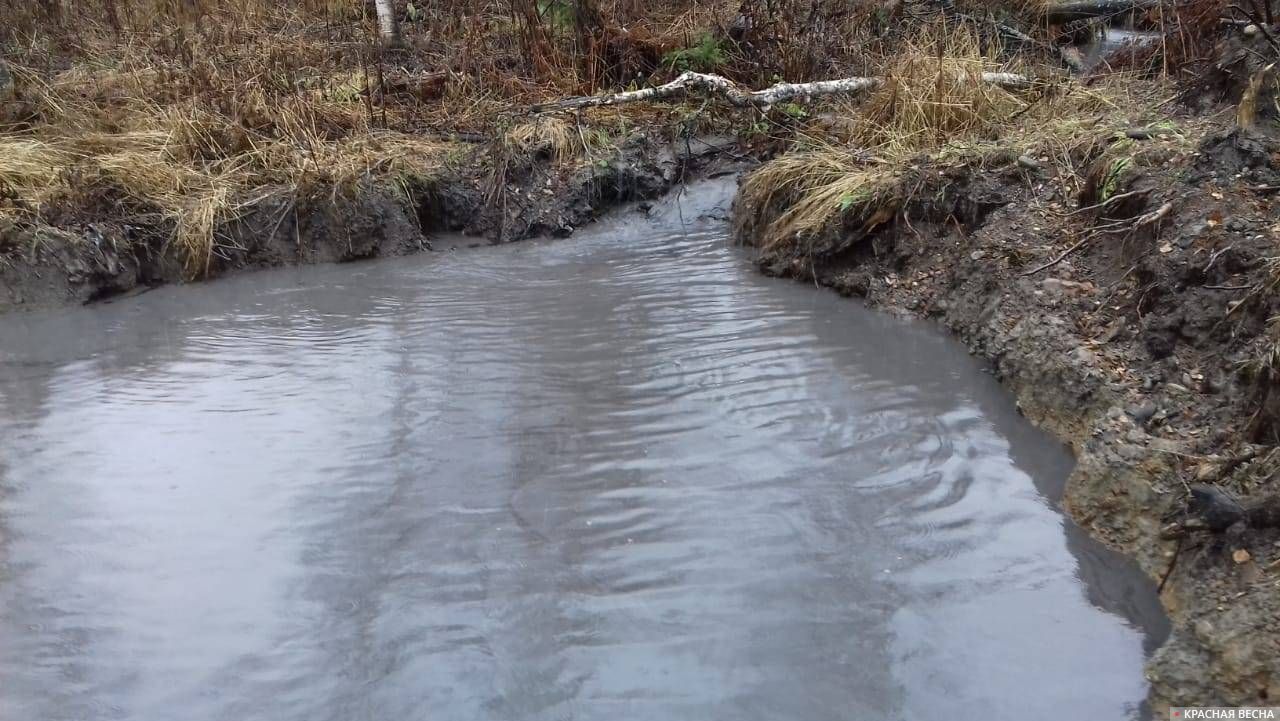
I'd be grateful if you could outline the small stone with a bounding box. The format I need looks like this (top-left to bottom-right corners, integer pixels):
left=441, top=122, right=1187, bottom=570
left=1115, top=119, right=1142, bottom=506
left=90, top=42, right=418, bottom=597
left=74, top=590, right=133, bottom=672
left=1017, top=155, right=1041, bottom=170
left=1127, top=402, right=1158, bottom=423
left=1167, top=382, right=1191, bottom=394
left=1073, top=347, right=1097, bottom=365
left=1245, top=23, right=1260, bottom=36
left=1195, top=619, right=1215, bottom=638
left=970, top=249, right=985, bottom=260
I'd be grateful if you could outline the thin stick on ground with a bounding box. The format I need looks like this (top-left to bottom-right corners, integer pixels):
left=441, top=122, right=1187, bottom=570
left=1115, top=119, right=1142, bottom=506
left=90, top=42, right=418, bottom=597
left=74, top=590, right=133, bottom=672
left=1022, top=235, right=1093, bottom=276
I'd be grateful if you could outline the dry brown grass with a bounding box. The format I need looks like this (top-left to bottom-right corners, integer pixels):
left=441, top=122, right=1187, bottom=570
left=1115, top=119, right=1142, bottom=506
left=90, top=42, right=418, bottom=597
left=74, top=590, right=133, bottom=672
left=735, top=144, right=908, bottom=252
left=0, top=0, right=478, bottom=277
left=849, top=25, right=1025, bottom=148
left=736, top=24, right=1021, bottom=252
left=735, top=22, right=1187, bottom=255
left=0, top=79, right=455, bottom=277
left=503, top=117, right=580, bottom=163
left=0, top=0, right=1215, bottom=276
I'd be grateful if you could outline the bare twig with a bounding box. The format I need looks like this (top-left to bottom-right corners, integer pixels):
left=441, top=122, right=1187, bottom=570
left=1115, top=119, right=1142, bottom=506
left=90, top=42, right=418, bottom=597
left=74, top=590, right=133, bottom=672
left=1023, top=202, right=1172, bottom=276
left=1022, top=235, right=1092, bottom=275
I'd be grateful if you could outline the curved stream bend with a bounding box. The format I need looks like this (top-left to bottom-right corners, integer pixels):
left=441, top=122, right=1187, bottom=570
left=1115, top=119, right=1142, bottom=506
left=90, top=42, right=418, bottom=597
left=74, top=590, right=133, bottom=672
left=0, top=180, right=1167, bottom=720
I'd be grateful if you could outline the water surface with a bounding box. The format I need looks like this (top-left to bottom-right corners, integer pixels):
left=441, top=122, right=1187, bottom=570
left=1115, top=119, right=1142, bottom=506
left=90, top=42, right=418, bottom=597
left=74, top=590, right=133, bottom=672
left=0, top=182, right=1166, bottom=720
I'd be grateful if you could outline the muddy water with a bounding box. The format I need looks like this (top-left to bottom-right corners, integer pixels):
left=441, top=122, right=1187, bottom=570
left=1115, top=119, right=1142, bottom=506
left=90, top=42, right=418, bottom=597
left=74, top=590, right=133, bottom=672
left=0, top=182, right=1166, bottom=721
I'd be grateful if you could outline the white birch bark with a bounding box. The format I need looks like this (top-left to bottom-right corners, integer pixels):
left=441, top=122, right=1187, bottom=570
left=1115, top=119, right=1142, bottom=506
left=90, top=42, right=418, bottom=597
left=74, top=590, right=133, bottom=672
left=531, top=71, right=1032, bottom=112
left=375, top=0, right=402, bottom=46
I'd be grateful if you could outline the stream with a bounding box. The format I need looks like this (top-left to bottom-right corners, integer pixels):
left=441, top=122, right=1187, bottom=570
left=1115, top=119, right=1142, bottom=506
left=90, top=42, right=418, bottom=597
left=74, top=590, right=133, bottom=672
left=0, top=181, right=1168, bottom=720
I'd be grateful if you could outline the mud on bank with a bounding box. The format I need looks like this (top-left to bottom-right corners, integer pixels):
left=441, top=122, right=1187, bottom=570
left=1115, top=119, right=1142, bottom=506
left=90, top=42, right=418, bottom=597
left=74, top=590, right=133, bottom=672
left=742, top=120, right=1280, bottom=708
left=0, top=133, right=739, bottom=312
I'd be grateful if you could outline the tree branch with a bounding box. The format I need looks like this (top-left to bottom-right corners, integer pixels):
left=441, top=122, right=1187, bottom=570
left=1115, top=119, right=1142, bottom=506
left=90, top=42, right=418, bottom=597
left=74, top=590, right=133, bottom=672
left=529, top=70, right=1033, bottom=113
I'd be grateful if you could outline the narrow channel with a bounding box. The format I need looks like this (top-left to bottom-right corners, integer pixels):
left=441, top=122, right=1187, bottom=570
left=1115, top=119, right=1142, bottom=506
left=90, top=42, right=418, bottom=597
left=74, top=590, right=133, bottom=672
left=0, top=181, right=1168, bottom=720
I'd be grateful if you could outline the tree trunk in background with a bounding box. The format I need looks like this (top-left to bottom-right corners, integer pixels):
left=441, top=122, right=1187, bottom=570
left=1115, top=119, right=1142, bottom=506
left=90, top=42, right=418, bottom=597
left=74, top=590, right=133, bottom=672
left=375, top=0, right=402, bottom=46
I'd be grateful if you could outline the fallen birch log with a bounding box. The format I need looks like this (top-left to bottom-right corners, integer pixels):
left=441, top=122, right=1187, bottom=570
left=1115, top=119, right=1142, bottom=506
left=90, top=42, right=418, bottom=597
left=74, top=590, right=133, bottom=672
left=530, top=70, right=1032, bottom=113
left=1044, top=0, right=1158, bottom=24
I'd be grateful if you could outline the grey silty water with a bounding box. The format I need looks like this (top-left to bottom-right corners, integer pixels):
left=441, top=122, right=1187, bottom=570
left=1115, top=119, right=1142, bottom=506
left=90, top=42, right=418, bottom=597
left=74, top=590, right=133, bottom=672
left=0, top=181, right=1167, bottom=720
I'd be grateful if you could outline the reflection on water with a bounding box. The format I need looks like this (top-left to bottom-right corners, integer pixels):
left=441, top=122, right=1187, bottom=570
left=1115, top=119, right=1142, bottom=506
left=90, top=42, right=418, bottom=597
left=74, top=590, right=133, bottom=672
left=0, top=181, right=1166, bottom=721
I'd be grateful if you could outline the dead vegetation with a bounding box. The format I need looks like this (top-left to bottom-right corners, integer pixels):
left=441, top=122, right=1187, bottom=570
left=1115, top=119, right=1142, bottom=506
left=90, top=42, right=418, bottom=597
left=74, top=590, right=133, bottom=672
left=0, top=0, right=1272, bottom=277
left=733, top=22, right=1191, bottom=256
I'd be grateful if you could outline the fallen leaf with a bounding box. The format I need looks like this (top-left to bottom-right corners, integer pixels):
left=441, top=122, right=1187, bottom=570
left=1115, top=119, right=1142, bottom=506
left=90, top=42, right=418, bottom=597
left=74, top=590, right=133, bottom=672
left=1233, top=548, right=1252, bottom=564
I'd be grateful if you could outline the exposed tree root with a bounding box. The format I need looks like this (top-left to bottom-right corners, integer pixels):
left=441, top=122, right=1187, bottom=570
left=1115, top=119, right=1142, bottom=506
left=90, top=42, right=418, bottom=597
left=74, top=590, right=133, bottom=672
left=1186, top=484, right=1280, bottom=531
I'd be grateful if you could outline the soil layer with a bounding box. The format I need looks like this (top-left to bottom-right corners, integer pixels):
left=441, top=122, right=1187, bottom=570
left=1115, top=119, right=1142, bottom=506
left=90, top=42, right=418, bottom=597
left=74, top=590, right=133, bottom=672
left=0, top=134, right=740, bottom=313
left=750, top=123, right=1280, bottom=709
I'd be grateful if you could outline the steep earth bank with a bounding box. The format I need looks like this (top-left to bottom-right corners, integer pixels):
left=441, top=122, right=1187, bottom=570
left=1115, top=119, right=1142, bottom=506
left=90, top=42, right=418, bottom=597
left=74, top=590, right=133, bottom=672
left=746, top=123, right=1280, bottom=709
left=0, top=134, right=740, bottom=313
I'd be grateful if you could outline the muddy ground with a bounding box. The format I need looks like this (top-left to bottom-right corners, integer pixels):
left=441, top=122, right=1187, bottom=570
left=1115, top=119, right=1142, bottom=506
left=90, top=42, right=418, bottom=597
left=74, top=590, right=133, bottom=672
left=750, top=121, right=1280, bottom=708
left=0, top=133, right=741, bottom=313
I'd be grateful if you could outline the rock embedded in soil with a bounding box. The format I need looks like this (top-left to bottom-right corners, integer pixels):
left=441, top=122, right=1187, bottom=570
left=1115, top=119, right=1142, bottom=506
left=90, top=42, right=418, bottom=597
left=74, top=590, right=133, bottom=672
left=1128, top=402, right=1158, bottom=424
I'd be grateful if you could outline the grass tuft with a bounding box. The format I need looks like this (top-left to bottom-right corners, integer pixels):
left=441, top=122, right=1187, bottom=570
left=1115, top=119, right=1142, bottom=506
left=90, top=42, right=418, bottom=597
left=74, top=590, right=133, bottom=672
left=504, top=117, right=580, bottom=163
left=735, top=143, right=906, bottom=252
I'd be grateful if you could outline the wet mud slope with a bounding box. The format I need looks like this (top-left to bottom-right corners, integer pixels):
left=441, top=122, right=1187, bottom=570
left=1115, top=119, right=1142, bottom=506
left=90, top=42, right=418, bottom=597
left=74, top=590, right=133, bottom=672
left=0, top=135, right=738, bottom=312
left=746, top=123, right=1280, bottom=707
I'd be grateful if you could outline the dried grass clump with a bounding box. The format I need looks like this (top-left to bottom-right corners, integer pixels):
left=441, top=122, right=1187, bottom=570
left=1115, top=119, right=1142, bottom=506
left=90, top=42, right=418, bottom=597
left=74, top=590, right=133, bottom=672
left=0, top=95, right=455, bottom=277
left=735, top=24, right=1015, bottom=254
left=735, top=144, right=906, bottom=252
left=734, top=20, right=1190, bottom=258
left=0, top=0, right=473, bottom=279
left=503, top=117, right=580, bottom=163
left=0, top=139, right=75, bottom=205
left=846, top=25, right=1026, bottom=150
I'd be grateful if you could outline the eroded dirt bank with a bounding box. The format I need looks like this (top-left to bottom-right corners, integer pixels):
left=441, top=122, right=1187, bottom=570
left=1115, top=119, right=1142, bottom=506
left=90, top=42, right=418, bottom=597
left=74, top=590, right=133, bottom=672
left=0, top=134, right=739, bottom=313
left=745, top=122, right=1280, bottom=708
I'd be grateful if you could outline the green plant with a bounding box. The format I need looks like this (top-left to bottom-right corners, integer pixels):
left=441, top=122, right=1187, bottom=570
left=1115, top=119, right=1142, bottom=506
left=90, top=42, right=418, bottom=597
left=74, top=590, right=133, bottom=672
left=778, top=102, right=808, bottom=119
left=1098, top=157, right=1131, bottom=202
left=837, top=190, right=869, bottom=211
left=662, top=34, right=728, bottom=73
left=536, top=0, right=574, bottom=30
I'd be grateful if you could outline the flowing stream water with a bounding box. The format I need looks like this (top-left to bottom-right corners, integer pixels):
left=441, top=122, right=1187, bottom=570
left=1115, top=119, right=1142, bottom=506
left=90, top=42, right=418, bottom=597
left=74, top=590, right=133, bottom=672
left=0, top=181, right=1167, bottom=720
